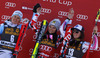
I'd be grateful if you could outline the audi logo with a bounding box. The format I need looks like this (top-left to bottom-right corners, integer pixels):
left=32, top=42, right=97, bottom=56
left=58, top=11, right=68, bottom=17
left=5, top=2, right=16, bottom=7
left=76, top=14, right=88, bottom=20
left=40, top=45, right=52, bottom=52
left=41, top=8, right=51, bottom=13
left=1, top=15, right=11, bottom=20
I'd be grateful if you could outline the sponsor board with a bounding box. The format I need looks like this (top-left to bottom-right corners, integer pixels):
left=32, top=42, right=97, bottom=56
left=76, top=14, right=88, bottom=21
left=5, top=2, right=16, bottom=9
left=1, top=15, right=11, bottom=22
left=22, top=6, right=52, bottom=15
left=58, top=11, right=68, bottom=18
left=40, top=45, right=52, bottom=52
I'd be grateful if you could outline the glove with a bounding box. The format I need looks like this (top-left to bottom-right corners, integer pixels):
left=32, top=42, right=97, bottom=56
left=33, top=3, right=41, bottom=14
left=67, top=8, right=74, bottom=19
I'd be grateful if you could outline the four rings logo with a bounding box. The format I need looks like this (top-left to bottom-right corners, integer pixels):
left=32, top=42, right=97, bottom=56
left=41, top=8, right=51, bottom=14
left=5, top=2, right=16, bottom=7
left=1, top=15, right=11, bottom=20
left=40, top=45, right=52, bottom=52
left=76, top=14, right=88, bottom=21
left=22, top=6, right=51, bottom=14
left=58, top=11, right=68, bottom=18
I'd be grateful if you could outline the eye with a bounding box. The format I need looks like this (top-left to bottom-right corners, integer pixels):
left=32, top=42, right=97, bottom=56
left=53, top=27, right=56, bottom=29
left=17, top=17, right=20, bottom=20
left=49, top=26, right=51, bottom=28
left=14, top=16, right=16, bottom=18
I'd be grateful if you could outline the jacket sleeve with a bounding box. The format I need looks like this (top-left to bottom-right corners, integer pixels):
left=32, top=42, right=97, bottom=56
left=90, top=34, right=98, bottom=50
left=0, top=23, right=4, bottom=34
left=28, top=13, right=40, bottom=29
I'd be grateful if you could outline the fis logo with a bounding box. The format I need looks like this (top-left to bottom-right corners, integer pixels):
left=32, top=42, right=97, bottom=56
left=22, top=6, right=33, bottom=10
left=76, top=14, right=88, bottom=21
left=5, top=2, right=16, bottom=8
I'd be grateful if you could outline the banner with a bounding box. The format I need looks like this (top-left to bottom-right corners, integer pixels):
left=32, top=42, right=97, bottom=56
left=0, top=0, right=100, bottom=58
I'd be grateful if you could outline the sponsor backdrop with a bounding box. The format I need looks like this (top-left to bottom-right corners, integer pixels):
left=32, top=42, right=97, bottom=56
left=0, top=0, right=100, bottom=58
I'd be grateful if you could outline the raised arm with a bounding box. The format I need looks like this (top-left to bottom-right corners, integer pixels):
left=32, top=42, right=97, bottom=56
left=90, top=26, right=98, bottom=50
left=60, top=8, right=74, bottom=38
left=28, top=3, right=41, bottom=30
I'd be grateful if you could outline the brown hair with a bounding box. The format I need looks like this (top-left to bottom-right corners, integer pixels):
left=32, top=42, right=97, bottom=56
left=69, top=31, right=85, bottom=49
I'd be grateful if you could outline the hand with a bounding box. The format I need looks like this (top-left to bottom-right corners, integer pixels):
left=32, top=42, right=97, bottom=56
left=93, top=25, right=98, bottom=34
left=67, top=8, right=74, bottom=19
left=22, top=18, right=29, bottom=23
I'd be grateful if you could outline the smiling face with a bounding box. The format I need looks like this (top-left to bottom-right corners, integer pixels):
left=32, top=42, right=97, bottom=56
left=72, top=29, right=81, bottom=39
left=37, top=7, right=41, bottom=14
left=11, top=15, right=20, bottom=24
left=48, top=25, right=57, bottom=34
